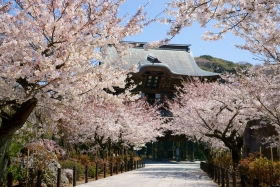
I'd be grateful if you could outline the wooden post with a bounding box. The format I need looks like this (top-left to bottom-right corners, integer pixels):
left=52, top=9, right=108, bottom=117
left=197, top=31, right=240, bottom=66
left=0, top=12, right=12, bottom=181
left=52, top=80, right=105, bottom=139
left=211, top=164, right=215, bottom=179
left=73, top=166, right=76, bottom=187
left=116, top=163, right=118, bottom=175
left=253, top=178, right=259, bottom=187
left=95, top=164, right=98, bottom=180
left=208, top=163, right=211, bottom=177
left=57, top=168, right=61, bottom=187
left=125, top=162, right=127, bottom=172
left=218, top=167, right=220, bottom=185
left=214, top=166, right=217, bottom=181
left=103, top=164, right=106, bottom=178
left=110, top=164, right=113, bottom=176
left=37, top=170, right=42, bottom=187
left=241, top=174, right=246, bottom=187
left=232, top=170, right=236, bottom=187
left=7, top=172, right=13, bottom=187
left=225, top=169, right=229, bottom=187
left=221, top=168, right=225, bottom=187
left=85, top=165, right=88, bottom=183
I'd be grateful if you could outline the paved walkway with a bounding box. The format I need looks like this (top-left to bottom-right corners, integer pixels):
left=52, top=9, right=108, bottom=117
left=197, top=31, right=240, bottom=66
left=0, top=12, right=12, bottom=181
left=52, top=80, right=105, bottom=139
left=77, top=161, right=218, bottom=187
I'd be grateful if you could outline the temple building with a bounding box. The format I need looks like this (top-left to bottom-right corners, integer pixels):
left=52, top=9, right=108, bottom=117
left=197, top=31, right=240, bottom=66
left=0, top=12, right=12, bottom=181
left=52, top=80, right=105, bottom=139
left=106, top=42, right=220, bottom=161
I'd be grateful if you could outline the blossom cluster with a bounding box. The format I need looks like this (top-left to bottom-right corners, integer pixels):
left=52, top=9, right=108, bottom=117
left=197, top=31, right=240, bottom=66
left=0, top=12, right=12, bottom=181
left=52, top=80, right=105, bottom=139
left=0, top=0, right=162, bottom=149
left=164, top=0, right=280, bottom=62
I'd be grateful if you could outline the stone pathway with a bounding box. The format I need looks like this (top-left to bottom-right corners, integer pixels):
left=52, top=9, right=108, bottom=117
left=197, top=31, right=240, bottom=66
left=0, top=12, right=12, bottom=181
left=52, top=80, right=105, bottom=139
left=77, top=161, right=218, bottom=187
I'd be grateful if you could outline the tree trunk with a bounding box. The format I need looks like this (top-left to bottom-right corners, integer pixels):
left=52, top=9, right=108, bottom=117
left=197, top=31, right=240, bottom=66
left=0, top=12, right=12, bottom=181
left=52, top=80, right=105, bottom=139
left=231, top=148, right=240, bottom=170
left=231, top=136, right=243, bottom=169
left=0, top=134, right=13, bottom=187
left=0, top=98, right=37, bottom=187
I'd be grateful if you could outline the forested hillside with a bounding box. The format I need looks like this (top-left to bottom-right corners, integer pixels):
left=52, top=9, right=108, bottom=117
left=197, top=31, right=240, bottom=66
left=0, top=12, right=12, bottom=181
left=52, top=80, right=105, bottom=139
left=195, top=55, right=252, bottom=73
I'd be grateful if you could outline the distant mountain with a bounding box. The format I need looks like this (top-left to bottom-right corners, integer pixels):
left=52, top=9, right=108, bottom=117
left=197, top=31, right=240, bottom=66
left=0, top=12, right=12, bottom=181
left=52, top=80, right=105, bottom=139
left=195, top=55, right=252, bottom=73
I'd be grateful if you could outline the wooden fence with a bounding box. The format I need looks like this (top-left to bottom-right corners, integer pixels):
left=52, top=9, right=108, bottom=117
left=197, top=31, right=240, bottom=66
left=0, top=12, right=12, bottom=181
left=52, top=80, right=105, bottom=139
left=6, top=160, right=146, bottom=187
left=200, top=162, right=279, bottom=187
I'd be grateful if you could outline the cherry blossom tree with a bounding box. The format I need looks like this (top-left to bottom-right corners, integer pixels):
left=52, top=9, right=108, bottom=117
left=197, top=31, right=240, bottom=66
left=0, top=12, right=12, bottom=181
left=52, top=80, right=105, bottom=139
left=227, top=65, right=280, bottom=145
left=136, top=0, right=280, bottom=165
left=0, top=0, right=154, bottom=185
left=162, top=0, right=280, bottom=158
left=164, top=0, right=280, bottom=63
left=60, top=93, right=164, bottom=157
left=168, top=79, right=255, bottom=164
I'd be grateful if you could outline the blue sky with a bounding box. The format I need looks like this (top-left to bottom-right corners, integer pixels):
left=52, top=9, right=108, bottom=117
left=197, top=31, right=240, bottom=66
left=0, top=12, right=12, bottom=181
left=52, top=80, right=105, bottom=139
left=119, top=0, right=260, bottom=65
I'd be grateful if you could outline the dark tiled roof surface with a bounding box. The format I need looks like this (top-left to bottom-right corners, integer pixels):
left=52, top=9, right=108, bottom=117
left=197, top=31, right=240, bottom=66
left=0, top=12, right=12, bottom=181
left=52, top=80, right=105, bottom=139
left=106, top=44, right=220, bottom=77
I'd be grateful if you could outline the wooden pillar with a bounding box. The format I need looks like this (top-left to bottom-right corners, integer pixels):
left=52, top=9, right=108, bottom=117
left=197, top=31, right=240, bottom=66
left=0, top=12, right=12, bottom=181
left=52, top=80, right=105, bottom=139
left=152, top=142, right=155, bottom=159
left=189, top=141, right=194, bottom=162
left=173, top=141, right=175, bottom=159
left=163, top=136, right=168, bottom=160
left=185, top=140, right=188, bottom=161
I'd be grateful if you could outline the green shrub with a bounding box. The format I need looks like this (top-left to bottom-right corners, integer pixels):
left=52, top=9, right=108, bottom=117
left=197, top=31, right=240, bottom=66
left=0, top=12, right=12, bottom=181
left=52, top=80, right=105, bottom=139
left=75, top=155, right=90, bottom=166
left=89, top=165, right=99, bottom=178
left=123, top=154, right=130, bottom=162
left=249, top=157, right=272, bottom=184
left=238, top=153, right=280, bottom=187
left=133, top=156, right=140, bottom=161
left=213, top=154, right=232, bottom=169
left=9, top=142, right=24, bottom=157
left=238, top=152, right=258, bottom=178
left=7, top=164, right=24, bottom=182
left=115, top=155, right=124, bottom=164
left=60, top=161, right=85, bottom=179
left=249, top=157, right=280, bottom=186
left=94, top=158, right=110, bottom=172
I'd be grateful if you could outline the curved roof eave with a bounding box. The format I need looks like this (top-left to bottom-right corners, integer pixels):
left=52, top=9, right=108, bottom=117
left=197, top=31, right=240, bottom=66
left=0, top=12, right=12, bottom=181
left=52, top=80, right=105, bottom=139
left=105, top=44, right=221, bottom=77
left=137, top=60, right=220, bottom=77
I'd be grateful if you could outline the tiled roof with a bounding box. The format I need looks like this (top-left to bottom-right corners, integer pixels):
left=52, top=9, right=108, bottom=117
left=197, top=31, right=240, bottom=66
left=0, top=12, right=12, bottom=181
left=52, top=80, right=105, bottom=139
left=105, top=42, right=220, bottom=77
